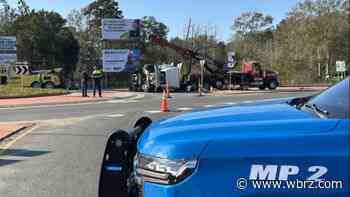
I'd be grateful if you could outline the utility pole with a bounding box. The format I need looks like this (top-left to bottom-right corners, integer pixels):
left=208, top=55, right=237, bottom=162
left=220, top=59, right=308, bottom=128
left=184, top=18, right=192, bottom=82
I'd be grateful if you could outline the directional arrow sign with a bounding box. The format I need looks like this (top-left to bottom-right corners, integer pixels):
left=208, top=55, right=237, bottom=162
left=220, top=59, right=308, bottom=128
left=15, top=64, right=29, bottom=75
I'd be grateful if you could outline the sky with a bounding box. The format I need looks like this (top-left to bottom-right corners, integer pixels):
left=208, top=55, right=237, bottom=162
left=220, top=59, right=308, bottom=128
left=7, top=0, right=301, bottom=41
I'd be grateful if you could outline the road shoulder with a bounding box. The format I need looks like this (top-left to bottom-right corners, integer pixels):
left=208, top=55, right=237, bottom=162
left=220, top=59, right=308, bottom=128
left=0, top=91, right=141, bottom=108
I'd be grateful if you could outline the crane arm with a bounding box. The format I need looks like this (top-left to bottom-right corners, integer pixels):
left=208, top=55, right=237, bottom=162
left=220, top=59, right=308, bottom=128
left=149, top=36, right=223, bottom=73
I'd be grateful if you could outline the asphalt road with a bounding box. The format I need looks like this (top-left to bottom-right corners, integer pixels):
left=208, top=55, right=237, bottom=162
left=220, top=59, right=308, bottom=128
left=0, top=90, right=318, bottom=197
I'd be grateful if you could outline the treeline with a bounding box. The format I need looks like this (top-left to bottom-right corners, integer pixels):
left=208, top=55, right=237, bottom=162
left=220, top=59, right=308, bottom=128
left=1, top=0, right=349, bottom=84
left=229, top=0, right=349, bottom=83
left=0, top=0, right=169, bottom=84
left=0, top=0, right=80, bottom=79
left=146, top=0, right=349, bottom=83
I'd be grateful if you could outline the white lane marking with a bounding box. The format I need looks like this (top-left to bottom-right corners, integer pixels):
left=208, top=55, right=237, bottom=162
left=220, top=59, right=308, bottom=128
left=106, top=100, right=139, bottom=104
left=145, top=110, right=162, bottom=114
left=177, top=107, right=193, bottom=111
left=204, top=105, right=215, bottom=108
left=106, top=114, right=125, bottom=118
left=224, top=102, right=237, bottom=105
left=242, top=100, right=254, bottom=103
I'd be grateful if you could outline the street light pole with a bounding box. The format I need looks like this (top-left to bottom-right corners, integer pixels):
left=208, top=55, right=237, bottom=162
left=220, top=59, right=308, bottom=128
left=200, top=60, right=205, bottom=96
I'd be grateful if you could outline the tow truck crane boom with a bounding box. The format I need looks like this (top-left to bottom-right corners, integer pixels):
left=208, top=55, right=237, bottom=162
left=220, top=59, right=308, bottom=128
left=149, top=36, right=224, bottom=74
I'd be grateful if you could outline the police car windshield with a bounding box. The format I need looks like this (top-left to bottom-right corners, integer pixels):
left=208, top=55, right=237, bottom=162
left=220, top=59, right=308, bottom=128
left=302, top=78, right=349, bottom=119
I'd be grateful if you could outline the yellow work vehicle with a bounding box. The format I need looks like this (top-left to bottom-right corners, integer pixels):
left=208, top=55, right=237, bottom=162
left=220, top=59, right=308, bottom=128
left=0, top=65, right=63, bottom=88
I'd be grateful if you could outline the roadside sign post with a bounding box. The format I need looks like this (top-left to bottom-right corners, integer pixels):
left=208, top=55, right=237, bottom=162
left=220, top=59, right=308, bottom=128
left=200, top=59, right=205, bottom=87
left=15, top=61, right=30, bottom=91
left=227, top=52, right=236, bottom=90
left=0, top=37, right=17, bottom=79
left=21, top=75, right=24, bottom=91
left=101, top=18, right=142, bottom=90
left=229, top=71, right=232, bottom=90
left=199, top=60, right=206, bottom=96
left=336, top=61, right=347, bottom=80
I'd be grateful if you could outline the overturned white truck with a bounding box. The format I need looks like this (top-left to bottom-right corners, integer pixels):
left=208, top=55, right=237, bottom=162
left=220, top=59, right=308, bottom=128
left=129, top=64, right=187, bottom=92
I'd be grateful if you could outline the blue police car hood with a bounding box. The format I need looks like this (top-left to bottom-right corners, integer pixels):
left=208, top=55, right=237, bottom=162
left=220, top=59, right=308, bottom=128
left=137, top=103, right=338, bottom=159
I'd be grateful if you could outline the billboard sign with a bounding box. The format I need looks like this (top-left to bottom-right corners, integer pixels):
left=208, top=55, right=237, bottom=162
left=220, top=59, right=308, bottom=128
left=103, top=49, right=141, bottom=72
left=0, top=53, right=17, bottom=65
left=336, top=61, right=346, bottom=72
left=102, top=19, right=141, bottom=40
left=125, top=49, right=141, bottom=71
left=0, top=36, right=16, bottom=51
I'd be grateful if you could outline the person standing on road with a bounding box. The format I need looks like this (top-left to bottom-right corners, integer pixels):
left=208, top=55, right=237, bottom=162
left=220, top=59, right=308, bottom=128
left=81, top=71, right=89, bottom=97
left=92, top=66, right=104, bottom=97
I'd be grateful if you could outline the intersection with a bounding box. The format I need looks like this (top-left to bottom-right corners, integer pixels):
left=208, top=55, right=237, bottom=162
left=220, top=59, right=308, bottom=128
left=0, top=91, right=317, bottom=197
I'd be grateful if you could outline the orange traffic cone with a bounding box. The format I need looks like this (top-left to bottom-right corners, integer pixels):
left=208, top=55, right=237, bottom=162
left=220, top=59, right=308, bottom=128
left=161, top=90, right=170, bottom=112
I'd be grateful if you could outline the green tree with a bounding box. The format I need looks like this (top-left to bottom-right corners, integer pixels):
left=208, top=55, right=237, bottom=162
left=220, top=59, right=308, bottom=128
left=276, top=0, right=349, bottom=82
left=67, top=9, right=86, bottom=33
left=17, top=0, right=29, bottom=16
left=81, top=0, right=124, bottom=69
left=56, top=27, right=80, bottom=79
left=66, top=9, right=90, bottom=78
left=142, top=16, right=169, bottom=39
left=233, top=11, right=273, bottom=36
left=0, top=0, right=18, bottom=35
left=140, top=16, right=169, bottom=65
left=230, top=11, right=274, bottom=67
left=82, top=0, right=123, bottom=27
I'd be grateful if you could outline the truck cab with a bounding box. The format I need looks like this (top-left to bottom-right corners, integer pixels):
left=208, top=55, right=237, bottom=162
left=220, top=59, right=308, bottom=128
left=131, top=64, right=181, bottom=92
left=239, top=61, right=279, bottom=90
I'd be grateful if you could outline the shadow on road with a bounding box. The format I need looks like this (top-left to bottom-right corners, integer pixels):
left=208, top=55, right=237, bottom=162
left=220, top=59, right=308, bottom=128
left=0, top=159, right=22, bottom=167
left=0, top=149, right=51, bottom=157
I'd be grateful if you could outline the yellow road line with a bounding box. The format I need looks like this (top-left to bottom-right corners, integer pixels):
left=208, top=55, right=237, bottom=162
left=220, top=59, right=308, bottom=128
left=0, top=124, right=39, bottom=155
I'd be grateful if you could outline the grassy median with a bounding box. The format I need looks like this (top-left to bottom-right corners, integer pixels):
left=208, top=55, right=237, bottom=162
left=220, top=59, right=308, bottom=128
left=0, top=85, right=67, bottom=98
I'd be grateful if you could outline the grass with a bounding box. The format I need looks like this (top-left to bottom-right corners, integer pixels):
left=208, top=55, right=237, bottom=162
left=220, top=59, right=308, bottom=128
left=0, top=85, right=67, bottom=98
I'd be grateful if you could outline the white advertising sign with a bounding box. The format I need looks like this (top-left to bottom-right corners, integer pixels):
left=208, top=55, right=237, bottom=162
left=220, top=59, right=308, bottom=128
left=336, top=61, right=346, bottom=72
left=0, top=36, right=16, bottom=51
left=0, top=53, right=17, bottom=65
left=102, top=19, right=139, bottom=40
left=103, top=49, right=130, bottom=72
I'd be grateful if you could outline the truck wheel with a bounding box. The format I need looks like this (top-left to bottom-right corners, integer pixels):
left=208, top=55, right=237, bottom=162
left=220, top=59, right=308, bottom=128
left=142, top=84, right=148, bottom=92
left=31, top=82, right=41, bottom=88
left=259, top=86, right=266, bottom=90
left=268, top=80, right=278, bottom=90
left=44, top=82, right=55, bottom=89
left=185, top=85, right=192, bottom=92
left=142, top=84, right=153, bottom=92
left=214, top=80, right=224, bottom=90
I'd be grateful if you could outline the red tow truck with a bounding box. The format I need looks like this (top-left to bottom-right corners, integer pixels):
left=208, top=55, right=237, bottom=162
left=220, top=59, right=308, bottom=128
left=230, top=61, right=280, bottom=90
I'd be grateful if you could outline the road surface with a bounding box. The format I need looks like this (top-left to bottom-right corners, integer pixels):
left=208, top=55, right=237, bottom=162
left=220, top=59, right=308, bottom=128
left=0, top=91, right=317, bottom=197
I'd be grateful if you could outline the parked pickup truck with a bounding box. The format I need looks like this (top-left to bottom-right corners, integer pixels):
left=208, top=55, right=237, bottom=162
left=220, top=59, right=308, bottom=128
left=99, top=78, right=349, bottom=197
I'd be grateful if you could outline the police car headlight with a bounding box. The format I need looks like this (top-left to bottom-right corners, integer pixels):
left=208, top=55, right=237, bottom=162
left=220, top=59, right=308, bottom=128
left=134, top=154, right=197, bottom=185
